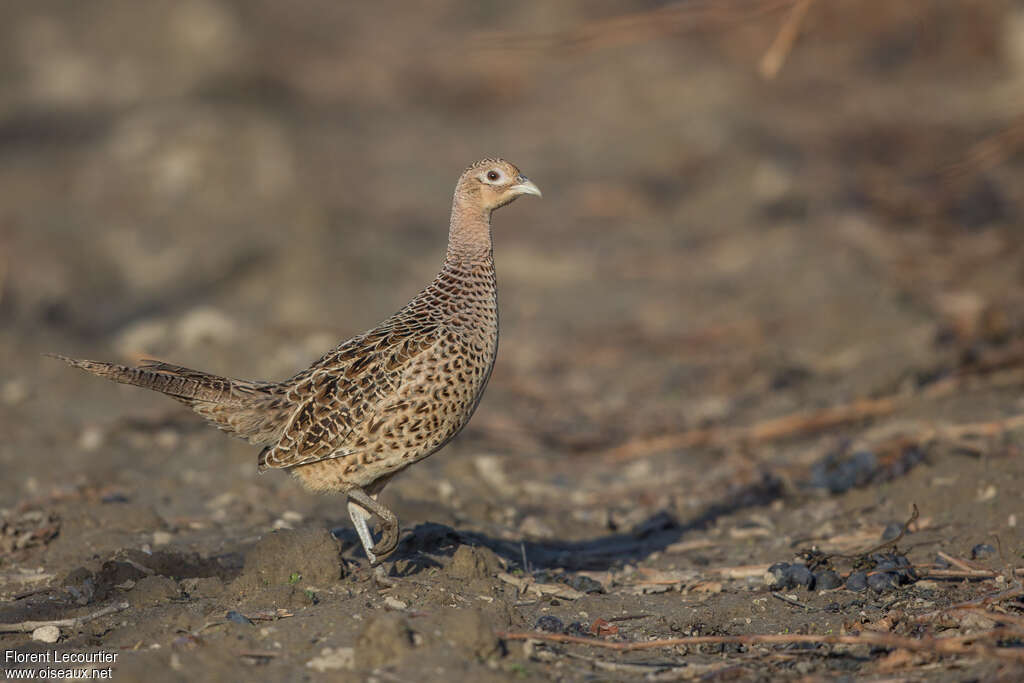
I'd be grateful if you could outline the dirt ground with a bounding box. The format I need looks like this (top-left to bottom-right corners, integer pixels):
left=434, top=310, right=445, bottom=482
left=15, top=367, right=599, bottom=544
left=2, top=1, right=1024, bottom=681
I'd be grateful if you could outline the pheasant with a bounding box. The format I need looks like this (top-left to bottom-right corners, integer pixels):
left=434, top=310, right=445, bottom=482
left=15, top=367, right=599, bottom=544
left=53, top=158, right=541, bottom=565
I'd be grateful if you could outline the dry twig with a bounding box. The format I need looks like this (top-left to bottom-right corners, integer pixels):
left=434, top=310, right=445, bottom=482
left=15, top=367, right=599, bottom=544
left=955, top=607, right=1024, bottom=628
left=600, top=396, right=898, bottom=460
left=759, top=0, right=816, bottom=78
left=600, top=392, right=1024, bottom=462
left=473, top=0, right=793, bottom=56
left=933, top=414, right=1024, bottom=441
left=0, top=602, right=129, bottom=634
left=924, top=568, right=1023, bottom=581
left=498, top=628, right=1024, bottom=661
left=943, top=113, right=1024, bottom=181
left=236, top=650, right=278, bottom=659
left=936, top=551, right=986, bottom=574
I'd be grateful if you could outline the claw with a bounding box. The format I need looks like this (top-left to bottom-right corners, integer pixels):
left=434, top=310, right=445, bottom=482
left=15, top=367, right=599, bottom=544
left=370, top=519, right=400, bottom=560
left=347, top=487, right=401, bottom=565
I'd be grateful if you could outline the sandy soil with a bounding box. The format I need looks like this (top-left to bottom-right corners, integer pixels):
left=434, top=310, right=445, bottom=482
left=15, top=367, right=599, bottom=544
left=2, top=1, right=1024, bottom=680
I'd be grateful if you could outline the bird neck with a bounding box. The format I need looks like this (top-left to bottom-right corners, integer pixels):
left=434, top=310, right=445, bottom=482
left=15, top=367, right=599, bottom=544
left=445, top=198, right=494, bottom=266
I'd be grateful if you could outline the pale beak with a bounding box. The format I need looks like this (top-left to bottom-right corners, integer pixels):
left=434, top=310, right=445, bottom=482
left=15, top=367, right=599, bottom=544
left=511, top=176, right=542, bottom=198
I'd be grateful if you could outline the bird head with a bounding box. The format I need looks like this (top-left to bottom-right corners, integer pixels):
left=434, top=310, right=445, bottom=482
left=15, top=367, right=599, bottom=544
left=457, top=158, right=542, bottom=212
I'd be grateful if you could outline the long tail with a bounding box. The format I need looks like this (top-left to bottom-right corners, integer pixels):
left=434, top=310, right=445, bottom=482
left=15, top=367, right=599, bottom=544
left=48, top=354, right=246, bottom=405
left=49, top=354, right=289, bottom=445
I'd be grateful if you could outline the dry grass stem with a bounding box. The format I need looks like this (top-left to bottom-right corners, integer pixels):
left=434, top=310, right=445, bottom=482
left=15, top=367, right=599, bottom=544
left=759, top=0, right=816, bottom=78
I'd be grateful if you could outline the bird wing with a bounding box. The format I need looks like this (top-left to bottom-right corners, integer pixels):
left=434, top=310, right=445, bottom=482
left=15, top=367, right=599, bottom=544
left=257, top=323, right=439, bottom=471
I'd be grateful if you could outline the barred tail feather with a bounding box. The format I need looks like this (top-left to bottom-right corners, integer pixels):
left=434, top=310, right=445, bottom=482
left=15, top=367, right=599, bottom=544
left=49, top=353, right=288, bottom=445
left=47, top=353, right=243, bottom=405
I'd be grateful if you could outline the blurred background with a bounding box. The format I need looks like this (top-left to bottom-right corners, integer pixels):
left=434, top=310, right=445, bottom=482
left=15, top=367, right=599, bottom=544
left=2, top=0, right=1023, bottom=549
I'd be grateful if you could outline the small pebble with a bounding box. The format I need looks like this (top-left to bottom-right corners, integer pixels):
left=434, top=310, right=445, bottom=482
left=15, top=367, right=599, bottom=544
left=535, top=615, right=564, bottom=633
left=845, top=572, right=868, bottom=592
left=933, top=554, right=951, bottom=569
left=154, top=429, right=180, bottom=449
left=384, top=597, right=408, bottom=610
left=32, top=625, right=60, bottom=643
left=813, top=570, right=843, bottom=590
left=78, top=426, right=105, bottom=452
left=867, top=572, right=898, bottom=593
left=976, top=485, right=996, bottom=502
left=306, top=647, right=355, bottom=673
left=971, top=543, right=996, bottom=560
left=1, top=379, right=27, bottom=406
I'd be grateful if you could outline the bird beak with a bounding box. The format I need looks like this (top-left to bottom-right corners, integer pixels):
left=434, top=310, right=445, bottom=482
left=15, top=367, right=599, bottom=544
left=511, top=176, right=542, bottom=198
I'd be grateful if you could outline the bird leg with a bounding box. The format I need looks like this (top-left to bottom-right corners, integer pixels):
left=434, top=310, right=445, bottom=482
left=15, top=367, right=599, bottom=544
left=346, top=487, right=400, bottom=564
left=347, top=500, right=379, bottom=565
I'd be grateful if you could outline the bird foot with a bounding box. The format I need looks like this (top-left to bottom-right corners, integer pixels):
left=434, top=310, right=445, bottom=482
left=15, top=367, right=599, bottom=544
left=347, top=487, right=401, bottom=565
left=369, top=518, right=399, bottom=562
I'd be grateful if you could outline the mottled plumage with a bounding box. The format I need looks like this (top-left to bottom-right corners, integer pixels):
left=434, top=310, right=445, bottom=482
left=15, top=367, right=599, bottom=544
left=53, top=158, right=541, bottom=564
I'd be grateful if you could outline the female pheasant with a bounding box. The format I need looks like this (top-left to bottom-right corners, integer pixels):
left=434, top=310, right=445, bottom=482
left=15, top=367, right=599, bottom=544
left=53, top=158, right=541, bottom=564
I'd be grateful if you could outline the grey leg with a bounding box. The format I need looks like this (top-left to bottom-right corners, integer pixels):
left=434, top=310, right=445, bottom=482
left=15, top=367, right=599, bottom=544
left=347, top=487, right=400, bottom=563
left=347, top=499, right=379, bottom=565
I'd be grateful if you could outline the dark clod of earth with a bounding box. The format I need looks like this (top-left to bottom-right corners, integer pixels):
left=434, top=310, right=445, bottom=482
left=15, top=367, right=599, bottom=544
left=531, top=615, right=591, bottom=638
left=846, top=571, right=869, bottom=592
left=807, top=450, right=877, bottom=493
left=565, top=574, right=605, bottom=593
left=971, top=543, right=996, bottom=560
left=881, top=522, right=903, bottom=540
left=566, top=622, right=589, bottom=637
left=534, top=615, right=564, bottom=633
left=226, top=610, right=254, bottom=625
left=806, top=447, right=926, bottom=494
left=830, top=550, right=921, bottom=593
left=867, top=571, right=899, bottom=593
left=813, top=569, right=844, bottom=589
left=868, top=552, right=918, bottom=584
left=765, top=562, right=816, bottom=591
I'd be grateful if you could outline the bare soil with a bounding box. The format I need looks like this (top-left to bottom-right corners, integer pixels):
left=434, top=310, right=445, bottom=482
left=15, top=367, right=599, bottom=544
left=2, top=2, right=1023, bottom=680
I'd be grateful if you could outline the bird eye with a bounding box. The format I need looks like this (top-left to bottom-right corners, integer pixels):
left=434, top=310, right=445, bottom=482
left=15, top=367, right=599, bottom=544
left=486, top=170, right=500, bottom=181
